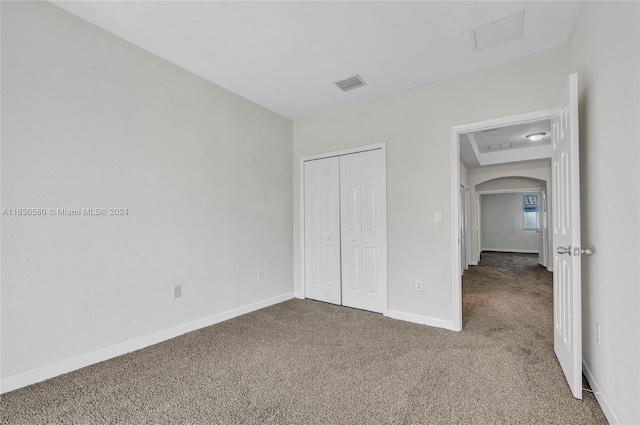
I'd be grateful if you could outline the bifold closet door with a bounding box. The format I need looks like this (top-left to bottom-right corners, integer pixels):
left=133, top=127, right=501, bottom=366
left=340, top=150, right=385, bottom=313
left=304, top=157, right=341, bottom=305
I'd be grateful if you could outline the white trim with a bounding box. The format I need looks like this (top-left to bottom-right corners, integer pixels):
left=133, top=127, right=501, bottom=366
left=451, top=109, right=555, bottom=332
left=481, top=248, right=539, bottom=254
left=450, top=127, right=462, bottom=331
left=294, top=290, right=304, bottom=299
left=379, top=146, right=389, bottom=317
left=475, top=187, right=545, bottom=195
left=583, top=361, right=621, bottom=424
left=300, top=143, right=386, bottom=162
left=453, top=109, right=556, bottom=135
left=0, top=292, right=294, bottom=394
left=387, top=310, right=455, bottom=331
left=299, top=142, right=388, bottom=317
left=299, top=159, right=306, bottom=300
left=476, top=193, right=481, bottom=263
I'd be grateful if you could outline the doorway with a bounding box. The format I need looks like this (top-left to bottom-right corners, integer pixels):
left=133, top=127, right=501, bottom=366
left=451, top=73, right=584, bottom=399
left=300, top=143, right=388, bottom=315
left=450, top=108, right=555, bottom=331
left=475, top=185, right=549, bottom=269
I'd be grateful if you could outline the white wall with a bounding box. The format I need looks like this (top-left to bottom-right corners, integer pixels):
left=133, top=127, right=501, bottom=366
left=569, top=2, right=640, bottom=424
left=480, top=193, right=540, bottom=253
left=468, top=162, right=551, bottom=266
left=1, top=1, right=293, bottom=383
left=293, top=46, right=569, bottom=326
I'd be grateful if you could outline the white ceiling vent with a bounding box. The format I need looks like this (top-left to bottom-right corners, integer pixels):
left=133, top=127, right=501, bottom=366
left=471, top=9, right=525, bottom=52
left=488, top=142, right=513, bottom=151
left=334, top=74, right=367, bottom=92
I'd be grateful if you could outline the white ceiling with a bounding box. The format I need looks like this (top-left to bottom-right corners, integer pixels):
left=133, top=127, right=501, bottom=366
left=52, top=1, right=582, bottom=119
left=460, top=119, right=552, bottom=168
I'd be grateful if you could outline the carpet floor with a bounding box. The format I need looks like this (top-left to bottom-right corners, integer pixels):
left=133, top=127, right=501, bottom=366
left=1, top=252, right=607, bottom=424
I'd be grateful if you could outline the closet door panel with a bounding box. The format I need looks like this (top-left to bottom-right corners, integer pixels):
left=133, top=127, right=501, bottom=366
left=340, top=150, right=384, bottom=313
left=359, top=150, right=385, bottom=313
left=304, top=157, right=341, bottom=305
left=340, top=155, right=362, bottom=308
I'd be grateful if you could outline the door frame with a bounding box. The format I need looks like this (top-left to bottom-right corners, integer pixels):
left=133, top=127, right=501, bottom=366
left=459, top=183, right=469, bottom=275
left=299, top=142, right=388, bottom=316
left=450, top=109, right=555, bottom=331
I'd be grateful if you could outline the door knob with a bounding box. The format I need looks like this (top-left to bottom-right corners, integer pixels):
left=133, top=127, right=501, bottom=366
left=557, top=246, right=571, bottom=255
left=579, top=247, right=594, bottom=256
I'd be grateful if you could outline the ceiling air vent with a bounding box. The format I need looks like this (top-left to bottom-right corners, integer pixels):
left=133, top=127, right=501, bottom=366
left=488, top=142, right=513, bottom=151
left=334, top=74, right=367, bottom=92
left=471, top=9, right=525, bottom=52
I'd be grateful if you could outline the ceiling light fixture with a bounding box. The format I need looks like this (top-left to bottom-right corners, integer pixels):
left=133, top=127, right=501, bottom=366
left=526, top=132, right=547, bottom=142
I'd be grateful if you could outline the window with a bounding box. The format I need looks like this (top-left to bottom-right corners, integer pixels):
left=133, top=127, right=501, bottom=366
left=522, top=193, right=539, bottom=230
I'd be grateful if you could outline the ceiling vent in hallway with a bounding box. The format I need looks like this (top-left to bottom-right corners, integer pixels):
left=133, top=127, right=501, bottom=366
left=471, top=9, right=525, bottom=51
left=334, top=74, right=367, bottom=92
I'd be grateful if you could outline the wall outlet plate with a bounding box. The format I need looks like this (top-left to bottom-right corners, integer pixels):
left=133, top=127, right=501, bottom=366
left=415, top=280, right=423, bottom=291
left=257, top=270, right=263, bottom=281
left=174, top=285, right=182, bottom=299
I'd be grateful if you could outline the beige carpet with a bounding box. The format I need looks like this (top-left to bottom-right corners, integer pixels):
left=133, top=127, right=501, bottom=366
left=1, top=252, right=607, bottom=424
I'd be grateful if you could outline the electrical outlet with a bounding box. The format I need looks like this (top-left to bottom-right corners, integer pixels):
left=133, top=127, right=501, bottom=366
left=434, top=211, right=442, bottom=223
left=595, top=322, right=601, bottom=345
left=415, top=280, right=423, bottom=291
left=257, top=270, right=263, bottom=281
left=174, top=285, right=182, bottom=299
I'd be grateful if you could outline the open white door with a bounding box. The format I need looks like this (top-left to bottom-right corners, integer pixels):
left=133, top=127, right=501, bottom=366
left=552, top=73, right=583, bottom=399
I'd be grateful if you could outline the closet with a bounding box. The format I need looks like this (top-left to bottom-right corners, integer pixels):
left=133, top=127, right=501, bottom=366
left=303, top=148, right=386, bottom=313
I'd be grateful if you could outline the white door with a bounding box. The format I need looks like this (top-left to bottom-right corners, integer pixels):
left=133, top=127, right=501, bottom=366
left=304, top=157, right=341, bottom=305
left=460, top=185, right=467, bottom=275
left=340, top=150, right=385, bottom=313
left=552, top=73, right=582, bottom=399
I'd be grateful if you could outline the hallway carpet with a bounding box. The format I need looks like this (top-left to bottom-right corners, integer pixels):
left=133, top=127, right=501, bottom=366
left=1, top=253, right=607, bottom=424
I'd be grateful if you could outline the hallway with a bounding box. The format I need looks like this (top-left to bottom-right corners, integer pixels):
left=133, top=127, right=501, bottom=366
left=462, top=252, right=606, bottom=422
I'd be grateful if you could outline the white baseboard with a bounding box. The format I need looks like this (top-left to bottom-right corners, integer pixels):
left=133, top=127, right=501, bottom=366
left=583, top=360, right=621, bottom=424
left=387, top=310, right=455, bottom=331
left=294, top=290, right=304, bottom=299
left=0, top=292, right=295, bottom=394
left=481, top=248, right=539, bottom=254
